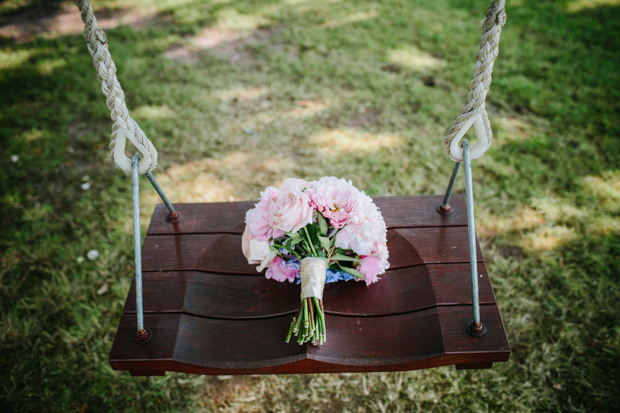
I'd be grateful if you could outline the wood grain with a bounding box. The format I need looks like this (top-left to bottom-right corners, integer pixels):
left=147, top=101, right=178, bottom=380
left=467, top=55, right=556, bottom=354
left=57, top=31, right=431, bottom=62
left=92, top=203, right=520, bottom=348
left=147, top=195, right=468, bottom=235
left=123, top=263, right=495, bottom=318
left=141, top=227, right=482, bottom=274
left=110, top=195, right=510, bottom=375
left=109, top=305, right=509, bottom=375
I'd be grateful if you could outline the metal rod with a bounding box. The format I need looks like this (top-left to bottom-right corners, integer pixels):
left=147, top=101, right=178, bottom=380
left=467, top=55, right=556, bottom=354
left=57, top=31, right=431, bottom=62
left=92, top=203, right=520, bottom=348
left=145, top=171, right=176, bottom=215
left=462, top=140, right=484, bottom=335
left=437, top=162, right=461, bottom=215
left=442, top=162, right=461, bottom=207
left=132, top=154, right=145, bottom=334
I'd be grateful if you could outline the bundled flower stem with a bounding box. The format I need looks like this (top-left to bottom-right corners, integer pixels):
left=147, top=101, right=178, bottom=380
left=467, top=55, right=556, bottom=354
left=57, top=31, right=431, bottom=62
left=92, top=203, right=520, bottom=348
left=286, top=297, right=326, bottom=345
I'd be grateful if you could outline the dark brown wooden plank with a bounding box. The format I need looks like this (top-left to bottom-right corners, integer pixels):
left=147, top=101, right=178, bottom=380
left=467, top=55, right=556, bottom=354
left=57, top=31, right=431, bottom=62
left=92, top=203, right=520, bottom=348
left=130, top=370, right=166, bottom=376
left=112, top=195, right=509, bottom=375
left=142, top=227, right=482, bottom=274
left=148, top=201, right=252, bottom=235
left=306, top=305, right=509, bottom=366
left=147, top=195, right=468, bottom=235
left=109, top=305, right=509, bottom=375
left=109, top=314, right=180, bottom=362
left=456, top=362, right=493, bottom=370
left=123, top=263, right=495, bottom=318
left=110, top=313, right=307, bottom=371
left=387, top=227, right=483, bottom=269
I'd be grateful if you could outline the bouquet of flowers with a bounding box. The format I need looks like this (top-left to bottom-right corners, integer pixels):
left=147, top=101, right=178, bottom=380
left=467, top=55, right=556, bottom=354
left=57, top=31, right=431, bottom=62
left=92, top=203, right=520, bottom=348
left=241, top=177, right=389, bottom=345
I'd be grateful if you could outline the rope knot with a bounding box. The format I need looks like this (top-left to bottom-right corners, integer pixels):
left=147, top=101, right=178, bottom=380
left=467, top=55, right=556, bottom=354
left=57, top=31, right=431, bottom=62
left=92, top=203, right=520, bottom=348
left=111, top=127, right=157, bottom=174
left=75, top=0, right=157, bottom=174
left=443, top=0, right=505, bottom=162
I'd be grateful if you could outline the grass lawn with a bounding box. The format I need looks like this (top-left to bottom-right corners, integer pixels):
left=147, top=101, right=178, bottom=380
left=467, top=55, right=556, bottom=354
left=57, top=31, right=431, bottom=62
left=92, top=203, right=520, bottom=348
left=1, top=0, right=619, bottom=411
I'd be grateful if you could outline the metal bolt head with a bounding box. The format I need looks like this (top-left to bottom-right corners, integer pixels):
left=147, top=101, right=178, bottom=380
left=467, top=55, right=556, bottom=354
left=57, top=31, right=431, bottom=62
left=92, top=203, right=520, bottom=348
left=136, top=328, right=152, bottom=344
left=437, top=204, right=454, bottom=215
left=166, top=211, right=181, bottom=223
left=466, top=320, right=487, bottom=337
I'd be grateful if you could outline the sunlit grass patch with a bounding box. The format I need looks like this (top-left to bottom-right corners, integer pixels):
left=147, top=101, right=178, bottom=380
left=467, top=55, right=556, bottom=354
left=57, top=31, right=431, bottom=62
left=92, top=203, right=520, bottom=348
left=318, top=9, right=379, bottom=29
left=212, top=85, right=270, bottom=102
left=132, top=104, right=175, bottom=120
left=0, top=48, right=37, bottom=69
left=388, top=46, right=446, bottom=73
left=583, top=171, right=620, bottom=210
left=566, top=0, right=620, bottom=12
left=519, top=225, right=577, bottom=252
left=1, top=0, right=619, bottom=411
left=312, top=128, right=404, bottom=155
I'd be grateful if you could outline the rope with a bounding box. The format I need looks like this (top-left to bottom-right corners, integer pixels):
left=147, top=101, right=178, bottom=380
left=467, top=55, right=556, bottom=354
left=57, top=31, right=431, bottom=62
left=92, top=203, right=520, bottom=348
left=75, top=0, right=158, bottom=174
left=443, top=0, right=506, bottom=162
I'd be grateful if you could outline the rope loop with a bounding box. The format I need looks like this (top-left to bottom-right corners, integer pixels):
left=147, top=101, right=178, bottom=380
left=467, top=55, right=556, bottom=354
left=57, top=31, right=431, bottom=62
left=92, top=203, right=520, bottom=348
left=75, top=0, right=157, bottom=174
left=112, top=127, right=155, bottom=174
left=443, top=0, right=506, bottom=162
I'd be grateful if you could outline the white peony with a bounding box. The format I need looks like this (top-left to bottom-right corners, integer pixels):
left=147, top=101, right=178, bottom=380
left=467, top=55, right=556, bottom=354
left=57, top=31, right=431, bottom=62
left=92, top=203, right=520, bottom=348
left=242, top=228, right=276, bottom=272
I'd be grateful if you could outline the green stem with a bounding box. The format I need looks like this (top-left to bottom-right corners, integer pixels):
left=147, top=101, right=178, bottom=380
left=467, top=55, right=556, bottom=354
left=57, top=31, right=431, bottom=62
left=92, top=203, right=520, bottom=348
left=295, top=306, right=303, bottom=332
left=303, top=226, right=318, bottom=257
left=285, top=318, right=295, bottom=343
left=273, top=242, right=302, bottom=260
left=327, top=245, right=336, bottom=261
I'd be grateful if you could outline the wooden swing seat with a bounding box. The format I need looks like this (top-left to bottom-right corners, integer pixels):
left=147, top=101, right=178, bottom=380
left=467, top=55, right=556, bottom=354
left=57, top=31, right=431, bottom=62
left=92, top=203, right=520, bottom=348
left=109, top=195, right=510, bottom=376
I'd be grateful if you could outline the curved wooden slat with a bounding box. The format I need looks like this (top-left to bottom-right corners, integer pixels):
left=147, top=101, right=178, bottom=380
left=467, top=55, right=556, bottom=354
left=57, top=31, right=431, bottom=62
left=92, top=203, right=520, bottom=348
left=146, top=195, right=468, bottom=235
left=109, top=305, right=509, bottom=374
left=123, top=263, right=495, bottom=318
left=148, top=201, right=252, bottom=235
left=388, top=227, right=483, bottom=269
left=141, top=227, right=482, bottom=274
left=111, top=194, right=510, bottom=375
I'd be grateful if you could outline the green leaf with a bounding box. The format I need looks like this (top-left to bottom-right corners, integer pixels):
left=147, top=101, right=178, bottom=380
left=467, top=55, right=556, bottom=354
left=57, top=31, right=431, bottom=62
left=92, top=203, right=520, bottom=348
left=309, top=223, right=320, bottom=238
left=337, top=263, right=365, bottom=279
left=318, top=236, right=331, bottom=252
left=283, top=237, right=295, bottom=252
left=316, top=213, right=328, bottom=235
left=307, top=224, right=321, bottom=247
left=330, top=254, right=359, bottom=262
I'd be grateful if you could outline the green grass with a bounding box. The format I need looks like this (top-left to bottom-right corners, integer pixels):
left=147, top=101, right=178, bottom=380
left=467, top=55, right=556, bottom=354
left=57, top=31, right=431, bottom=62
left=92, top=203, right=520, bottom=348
left=1, top=0, right=619, bottom=411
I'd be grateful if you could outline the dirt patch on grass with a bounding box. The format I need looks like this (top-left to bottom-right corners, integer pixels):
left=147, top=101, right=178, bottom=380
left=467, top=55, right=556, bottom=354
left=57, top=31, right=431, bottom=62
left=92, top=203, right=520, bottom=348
left=200, top=376, right=266, bottom=412
left=497, top=244, right=525, bottom=258
left=164, top=25, right=285, bottom=63
left=165, top=28, right=248, bottom=63
left=0, top=3, right=167, bottom=43
left=349, top=106, right=383, bottom=128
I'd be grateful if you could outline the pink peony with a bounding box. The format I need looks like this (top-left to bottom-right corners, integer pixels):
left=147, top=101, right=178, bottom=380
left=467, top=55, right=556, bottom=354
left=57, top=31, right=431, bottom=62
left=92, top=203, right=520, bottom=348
left=279, top=178, right=309, bottom=192
left=370, top=240, right=390, bottom=270
left=335, top=191, right=387, bottom=256
left=265, top=256, right=298, bottom=282
left=306, top=176, right=364, bottom=228
left=357, top=256, right=382, bottom=286
left=245, top=186, right=284, bottom=241
left=241, top=227, right=252, bottom=258
left=271, top=189, right=314, bottom=233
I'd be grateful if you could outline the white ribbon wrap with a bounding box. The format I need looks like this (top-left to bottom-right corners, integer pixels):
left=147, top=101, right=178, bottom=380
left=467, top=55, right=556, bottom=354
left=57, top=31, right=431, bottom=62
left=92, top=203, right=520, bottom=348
left=300, top=257, right=327, bottom=300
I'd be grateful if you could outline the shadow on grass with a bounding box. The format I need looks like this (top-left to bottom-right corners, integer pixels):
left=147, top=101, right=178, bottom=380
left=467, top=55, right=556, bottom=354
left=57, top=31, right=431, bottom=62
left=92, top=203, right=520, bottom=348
left=0, top=0, right=66, bottom=20
left=1, top=0, right=619, bottom=411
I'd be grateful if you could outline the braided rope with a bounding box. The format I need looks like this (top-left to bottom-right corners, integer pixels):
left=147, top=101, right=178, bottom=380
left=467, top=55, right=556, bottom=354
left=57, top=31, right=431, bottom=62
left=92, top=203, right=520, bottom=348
left=75, top=0, right=157, bottom=174
left=444, top=0, right=506, bottom=162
